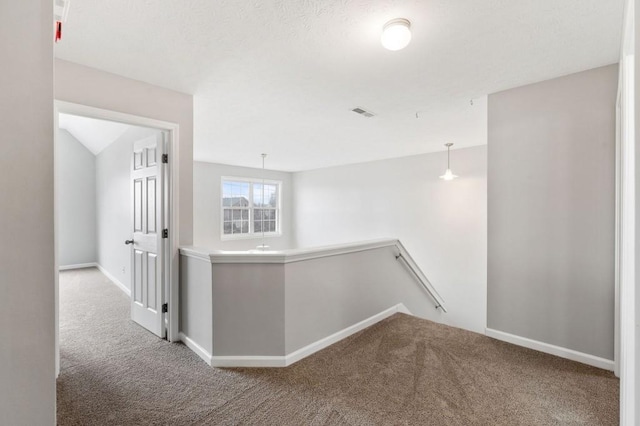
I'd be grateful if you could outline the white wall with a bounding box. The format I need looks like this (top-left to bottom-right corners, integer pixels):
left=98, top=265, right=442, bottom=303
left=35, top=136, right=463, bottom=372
left=96, top=126, right=160, bottom=290
left=292, top=146, right=488, bottom=334
left=55, top=59, right=193, bottom=246
left=0, top=0, right=55, bottom=424
left=57, top=130, right=97, bottom=267
left=193, top=161, right=294, bottom=250
left=632, top=0, right=639, bottom=420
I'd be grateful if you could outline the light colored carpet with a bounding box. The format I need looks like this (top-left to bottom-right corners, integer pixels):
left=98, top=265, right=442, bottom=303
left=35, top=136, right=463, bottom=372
left=57, top=268, right=619, bottom=425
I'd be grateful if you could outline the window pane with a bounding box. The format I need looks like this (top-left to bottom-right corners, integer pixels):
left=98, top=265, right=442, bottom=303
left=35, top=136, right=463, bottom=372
left=222, top=182, right=232, bottom=196
left=234, top=182, right=250, bottom=205
left=223, top=181, right=250, bottom=207
left=255, top=220, right=262, bottom=233
left=242, top=210, right=249, bottom=220
left=253, top=183, right=277, bottom=207
left=223, top=209, right=231, bottom=221
left=223, top=222, right=232, bottom=234
left=232, top=210, right=241, bottom=220
left=265, top=184, right=277, bottom=207
left=222, top=182, right=233, bottom=206
left=255, top=209, right=263, bottom=221
left=267, top=220, right=276, bottom=232
left=253, top=183, right=263, bottom=206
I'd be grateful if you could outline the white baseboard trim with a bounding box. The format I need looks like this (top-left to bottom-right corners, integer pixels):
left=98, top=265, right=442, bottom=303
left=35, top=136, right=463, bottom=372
left=285, top=303, right=410, bottom=366
left=205, top=303, right=410, bottom=368
left=485, top=328, right=614, bottom=371
left=95, top=264, right=131, bottom=297
left=179, top=332, right=213, bottom=366
left=59, top=262, right=97, bottom=271
left=211, top=356, right=286, bottom=368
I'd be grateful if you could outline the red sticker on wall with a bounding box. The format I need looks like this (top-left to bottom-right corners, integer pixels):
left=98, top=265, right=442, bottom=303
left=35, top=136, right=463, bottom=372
left=55, top=21, right=62, bottom=42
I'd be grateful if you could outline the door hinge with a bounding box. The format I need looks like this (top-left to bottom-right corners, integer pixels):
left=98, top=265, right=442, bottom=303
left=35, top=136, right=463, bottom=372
left=162, top=303, right=168, bottom=313
left=162, top=154, right=168, bottom=164
left=162, top=229, right=168, bottom=238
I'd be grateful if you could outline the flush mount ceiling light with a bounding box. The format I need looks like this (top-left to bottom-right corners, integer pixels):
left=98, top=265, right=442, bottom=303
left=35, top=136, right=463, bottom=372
left=439, top=143, right=459, bottom=181
left=381, top=18, right=412, bottom=51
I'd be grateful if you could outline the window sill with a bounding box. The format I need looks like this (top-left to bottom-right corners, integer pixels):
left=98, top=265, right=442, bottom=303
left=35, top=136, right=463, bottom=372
left=221, top=232, right=283, bottom=242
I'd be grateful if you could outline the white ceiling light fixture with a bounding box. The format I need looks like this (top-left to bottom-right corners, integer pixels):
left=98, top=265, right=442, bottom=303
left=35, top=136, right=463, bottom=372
left=439, top=143, right=458, bottom=181
left=381, top=18, right=412, bottom=51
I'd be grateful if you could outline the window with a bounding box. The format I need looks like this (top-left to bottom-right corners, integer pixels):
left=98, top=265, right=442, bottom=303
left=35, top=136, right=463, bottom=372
left=222, top=178, right=281, bottom=238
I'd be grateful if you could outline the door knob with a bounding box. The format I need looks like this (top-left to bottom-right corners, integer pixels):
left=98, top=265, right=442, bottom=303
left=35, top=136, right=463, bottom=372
left=125, top=239, right=134, bottom=245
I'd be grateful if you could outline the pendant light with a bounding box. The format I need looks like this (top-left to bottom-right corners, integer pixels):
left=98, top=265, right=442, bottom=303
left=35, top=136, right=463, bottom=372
left=439, top=143, right=458, bottom=181
left=256, top=153, right=270, bottom=251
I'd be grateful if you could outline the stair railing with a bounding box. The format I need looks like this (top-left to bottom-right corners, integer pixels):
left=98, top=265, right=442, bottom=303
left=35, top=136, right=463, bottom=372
left=394, top=241, right=447, bottom=313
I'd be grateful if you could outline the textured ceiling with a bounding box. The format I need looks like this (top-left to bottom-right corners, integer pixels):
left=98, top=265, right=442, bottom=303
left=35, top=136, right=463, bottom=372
left=58, top=113, right=130, bottom=155
left=55, top=0, right=623, bottom=171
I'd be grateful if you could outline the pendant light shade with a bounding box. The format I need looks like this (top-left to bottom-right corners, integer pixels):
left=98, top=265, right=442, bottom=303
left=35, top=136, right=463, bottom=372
left=439, top=143, right=458, bottom=180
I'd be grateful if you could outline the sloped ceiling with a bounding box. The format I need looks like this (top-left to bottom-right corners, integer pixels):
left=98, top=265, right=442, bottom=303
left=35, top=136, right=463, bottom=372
left=55, top=0, right=624, bottom=171
left=58, top=114, right=130, bottom=155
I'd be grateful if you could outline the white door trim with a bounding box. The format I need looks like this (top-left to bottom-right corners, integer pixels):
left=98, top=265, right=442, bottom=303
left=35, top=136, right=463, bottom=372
left=617, top=0, right=635, bottom=423
left=54, top=101, right=181, bottom=374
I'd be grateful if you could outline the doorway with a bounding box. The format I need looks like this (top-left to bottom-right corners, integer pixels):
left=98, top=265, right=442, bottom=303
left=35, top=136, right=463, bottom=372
left=54, top=101, right=180, bottom=376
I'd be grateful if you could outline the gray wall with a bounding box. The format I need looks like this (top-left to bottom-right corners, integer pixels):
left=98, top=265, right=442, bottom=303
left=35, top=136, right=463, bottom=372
left=0, top=0, right=55, bottom=423
left=488, top=64, right=617, bottom=360
left=292, top=147, right=487, bottom=334
left=212, top=263, right=285, bottom=356
left=194, top=161, right=294, bottom=250
left=179, top=243, right=447, bottom=358
left=57, top=130, right=97, bottom=266
left=284, top=245, right=444, bottom=353
left=96, top=126, right=160, bottom=290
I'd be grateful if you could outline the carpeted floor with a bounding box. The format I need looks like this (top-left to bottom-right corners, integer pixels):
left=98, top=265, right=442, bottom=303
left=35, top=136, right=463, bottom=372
left=57, top=268, right=619, bottom=425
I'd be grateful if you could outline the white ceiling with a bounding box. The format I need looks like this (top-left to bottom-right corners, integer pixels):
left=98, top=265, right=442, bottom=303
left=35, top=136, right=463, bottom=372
left=58, top=113, right=130, bottom=155
left=55, top=0, right=624, bottom=171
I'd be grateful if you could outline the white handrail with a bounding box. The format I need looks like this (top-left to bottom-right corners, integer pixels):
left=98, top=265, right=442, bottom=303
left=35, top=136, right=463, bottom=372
left=394, top=242, right=447, bottom=313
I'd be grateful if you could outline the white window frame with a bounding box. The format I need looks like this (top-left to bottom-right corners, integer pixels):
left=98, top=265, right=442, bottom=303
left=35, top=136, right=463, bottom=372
left=220, top=176, right=282, bottom=240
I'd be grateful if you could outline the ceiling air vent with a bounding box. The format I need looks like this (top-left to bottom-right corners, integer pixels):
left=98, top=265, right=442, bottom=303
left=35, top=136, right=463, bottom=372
left=351, top=107, right=375, bottom=118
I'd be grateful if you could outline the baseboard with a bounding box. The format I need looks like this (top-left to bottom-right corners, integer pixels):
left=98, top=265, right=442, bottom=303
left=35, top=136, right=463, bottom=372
left=285, top=303, right=411, bottom=366
left=204, top=304, right=410, bottom=368
left=95, top=264, right=131, bottom=297
left=485, top=328, right=614, bottom=371
left=396, top=303, right=413, bottom=315
left=211, top=356, right=286, bottom=368
left=59, top=262, right=97, bottom=271
left=179, top=332, right=213, bottom=366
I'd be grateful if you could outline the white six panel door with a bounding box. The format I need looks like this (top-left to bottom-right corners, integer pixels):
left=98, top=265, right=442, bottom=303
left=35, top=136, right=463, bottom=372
left=130, top=134, right=165, bottom=338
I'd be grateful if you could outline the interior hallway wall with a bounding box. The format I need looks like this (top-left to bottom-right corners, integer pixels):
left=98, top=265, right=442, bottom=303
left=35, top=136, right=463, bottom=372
left=55, top=59, right=194, bottom=247
left=487, top=64, right=617, bottom=361
left=193, top=161, right=294, bottom=250
left=0, top=0, right=55, bottom=424
left=57, top=129, right=97, bottom=267
left=292, top=146, right=488, bottom=334
left=96, top=126, right=160, bottom=290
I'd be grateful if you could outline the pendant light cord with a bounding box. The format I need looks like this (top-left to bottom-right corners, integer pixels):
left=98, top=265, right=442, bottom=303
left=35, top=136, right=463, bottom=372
left=445, top=143, right=453, bottom=169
